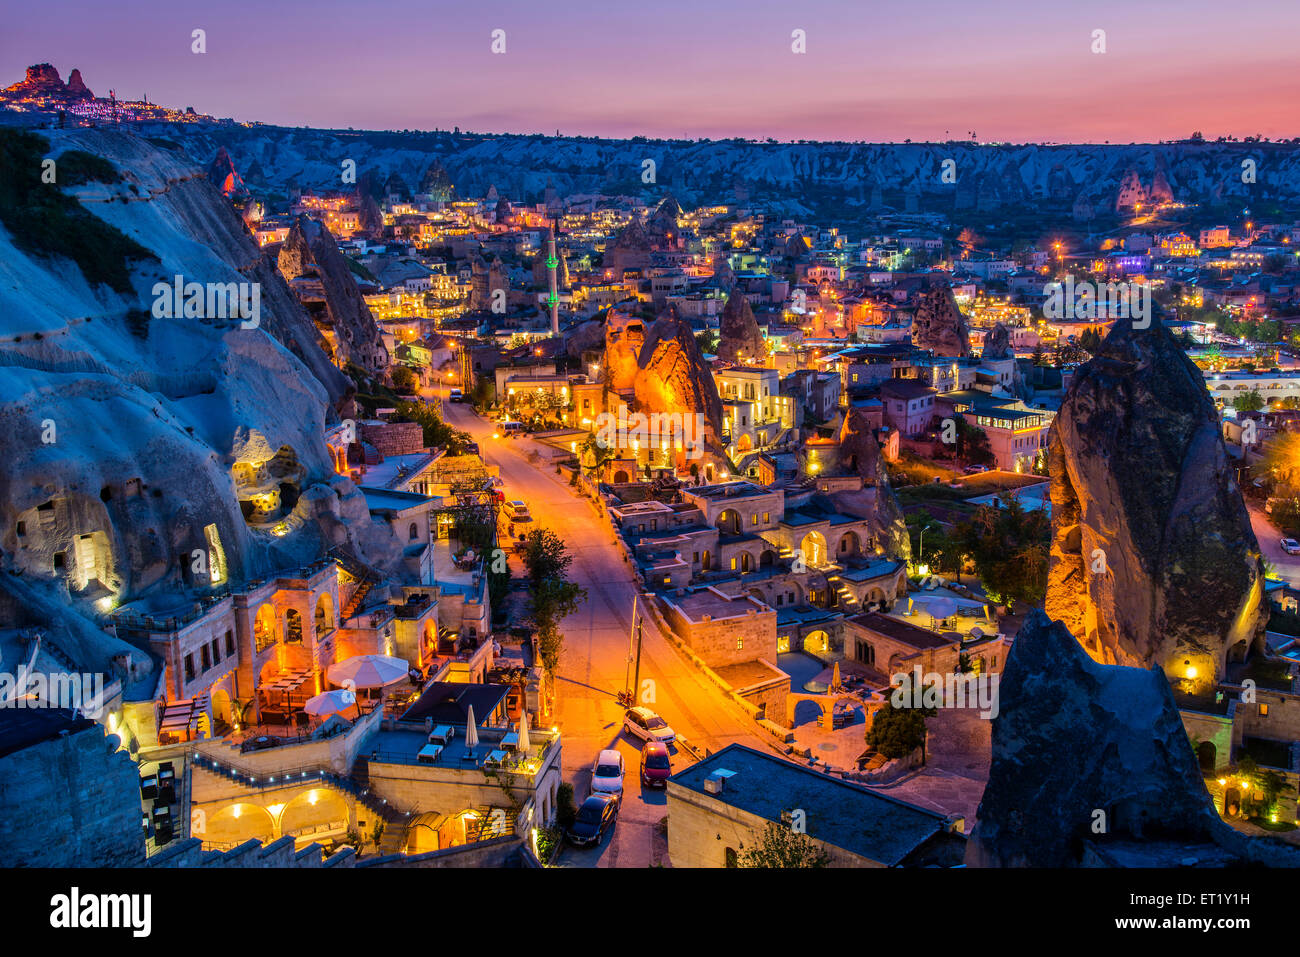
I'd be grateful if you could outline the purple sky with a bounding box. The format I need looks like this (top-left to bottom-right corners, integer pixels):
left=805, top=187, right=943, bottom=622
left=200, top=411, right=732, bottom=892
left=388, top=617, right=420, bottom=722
left=4, top=0, right=1297, bottom=141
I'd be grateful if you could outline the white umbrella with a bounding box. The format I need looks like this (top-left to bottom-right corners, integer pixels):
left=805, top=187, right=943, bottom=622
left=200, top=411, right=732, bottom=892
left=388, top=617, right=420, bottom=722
left=464, top=704, right=479, bottom=750
left=303, top=689, right=357, bottom=717
left=830, top=661, right=843, bottom=693
left=327, top=654, right=409, bottom=689
left=518, top=710, right=531, bottom=752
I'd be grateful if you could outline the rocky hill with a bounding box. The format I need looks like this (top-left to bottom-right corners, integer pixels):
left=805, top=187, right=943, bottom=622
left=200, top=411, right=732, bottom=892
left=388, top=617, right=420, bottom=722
left=0, top=128, right=396, bottom=674
left=138, top=123, right=1300, bottom=220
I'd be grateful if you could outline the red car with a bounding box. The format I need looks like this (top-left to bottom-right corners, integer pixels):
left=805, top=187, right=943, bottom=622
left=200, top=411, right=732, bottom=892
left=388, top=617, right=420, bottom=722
left=639, top=741, right=672, bottom=788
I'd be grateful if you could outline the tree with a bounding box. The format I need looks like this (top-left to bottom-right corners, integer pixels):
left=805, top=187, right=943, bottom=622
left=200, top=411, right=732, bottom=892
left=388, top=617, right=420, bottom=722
left=521, top=529, right=587, bottom=706
left=1078, top=327, right=1104, bottom=355
left=391, top=364, right=418, bottom=394
left=1234, top=389, right=1265, bottom=412
left=695, top=330, right=719, bottom=355
left=393, top=400, right=473, bottom=453
left=735, top=820, right=830, bottom=868
left=955, top=501, right=1050, bottom=606
left=866, top=699, right=929, bottom=759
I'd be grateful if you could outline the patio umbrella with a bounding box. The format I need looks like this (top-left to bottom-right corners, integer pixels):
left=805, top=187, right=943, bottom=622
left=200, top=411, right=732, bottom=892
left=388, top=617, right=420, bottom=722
left=327, top=654, right=409, bottom=689
left=917, top=597, right=959, bottom=621
left=464, top=704, right=479, bottom=750
left=830, top=661, right=843, bottom=693
left=518, top=710, right=531, bottom=752
left=303, top=689, right=357, bottom=718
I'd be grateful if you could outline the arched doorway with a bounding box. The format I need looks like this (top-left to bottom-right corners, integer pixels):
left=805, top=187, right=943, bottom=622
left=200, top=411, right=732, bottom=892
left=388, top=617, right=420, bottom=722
left=838, top=531, right=860, bottom=557
left=803, top=630, right=830, bottom=654
left=280, top=788, right=349, bottom=842
left=613, top=470, right=629, bottom=484
left=792, top=699, right=824, bottom=728
left=202, top=803, right=276, bottom=845
left=254, top=604, right=277, bottom=652
left=760, top=549, right=776, bottom=568
left=315, top=594, right=334, bottom=638
left=799, top=531, right=827, bottom=568
left=285, top=609, right=303, bottom=644
left=740, top=552, right=752, bottom=573
left=715, top=509, right=742, bottom=537
left=1196, top=741, right=1217, bottom=772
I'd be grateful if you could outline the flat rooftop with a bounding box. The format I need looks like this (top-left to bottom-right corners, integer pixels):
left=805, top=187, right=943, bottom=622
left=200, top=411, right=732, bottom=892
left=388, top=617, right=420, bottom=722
left=669, top=588, right=767, bottom=622
left=848, top=611, right=955, bottom=650
left=671, top=744, right=949, bottom=865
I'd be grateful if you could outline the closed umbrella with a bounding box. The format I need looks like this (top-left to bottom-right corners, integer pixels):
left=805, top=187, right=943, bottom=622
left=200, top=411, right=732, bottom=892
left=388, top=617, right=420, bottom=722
left=303, top=689, right=357, bottom=717
left=518, top=710, right=531, bottom=752
left=327, top=654, right=409, bottom=689
left=830, top=661, right=843, bottom=693
left=464, top=704, right=479, bottom=750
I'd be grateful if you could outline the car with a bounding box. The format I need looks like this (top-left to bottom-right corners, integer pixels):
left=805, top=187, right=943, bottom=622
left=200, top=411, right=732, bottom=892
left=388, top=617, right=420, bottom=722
left=1282, top=538, right=1300, bottom=555
left=463, top=442, right=480, bottom=457
left=566, top=793, right=619, bottom=847
left=447, top=388, right=465, bottom=402
left=963, top=465, right=990, bottom=474
left=623, top=706, right=676, bottom=745
left=590, top=749, right=625, bottom=798
left=639, top=741, right=672, bottom=788
left=504, top=500, right=532, bottom=523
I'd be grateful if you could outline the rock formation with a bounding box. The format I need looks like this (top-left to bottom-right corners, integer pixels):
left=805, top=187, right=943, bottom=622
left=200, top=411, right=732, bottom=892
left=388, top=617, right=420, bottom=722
left=206, top=147, right=248, bottom=198
left=603, top=308, right=727, bottom=464
left=981, top=322, right=1012, bottom=359
left=1045, top=313, right=1265, bottom=685
left=832, top=407, right=911, bottom=558
left=910, top=283, right=970, bottom=357
left=277, top=215, right=388, bottom=374
left=716, top=292, right=766, bottom=364
left=65, top=69, right=93, bottom=99
left=966, top=610, right=1299, bottom=867
left=3, top=64, right=92, bottom=100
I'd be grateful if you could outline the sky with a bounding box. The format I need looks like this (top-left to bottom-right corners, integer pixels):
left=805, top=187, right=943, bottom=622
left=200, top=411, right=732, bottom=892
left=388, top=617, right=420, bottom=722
left=3, top=0, right=1298, bottom=142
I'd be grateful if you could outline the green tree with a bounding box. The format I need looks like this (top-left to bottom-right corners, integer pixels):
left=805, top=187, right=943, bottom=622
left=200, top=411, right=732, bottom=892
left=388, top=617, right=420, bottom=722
left=955, top=501, right=1051, bottom=606
left=391, top=364, right=418, bottom=394
left=393, top=400, right=473, bottom=453
left=695, top=330, right=719, bottom=355
left=866, top=699, right=930, bottom=759
left=1234, top=389, right=1265, bottom=412
left=521, top=529, right=587, bottom=702
left=735, top=820, right=830, bottom=868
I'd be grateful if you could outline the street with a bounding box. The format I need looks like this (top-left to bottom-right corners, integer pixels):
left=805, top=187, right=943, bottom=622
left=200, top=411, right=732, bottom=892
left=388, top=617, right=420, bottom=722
left=437, top=391, right=768, bottom=866
left=1248, top=502, right=1300, bottom=585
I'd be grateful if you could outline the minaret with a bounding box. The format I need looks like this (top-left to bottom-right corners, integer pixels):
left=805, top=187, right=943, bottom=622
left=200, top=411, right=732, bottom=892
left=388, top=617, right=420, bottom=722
left=546, top=219, right=560, bottom=336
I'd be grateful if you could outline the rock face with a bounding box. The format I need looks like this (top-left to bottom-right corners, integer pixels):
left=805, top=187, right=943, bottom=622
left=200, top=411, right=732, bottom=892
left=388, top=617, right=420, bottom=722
left=833, top=407, right=911, bottom=558
left=604, top=308, right=727, bottom=464
left=716, top=292, right=766, bottom=364
left=966, top=610, right=1296, bottom=867
left=981, top=322, right=1012, bottom=359
left=206, top=147, right=248, bottom=198
left=65, top=69, right=93, bottom=99
left=1045, top=314, right=1265, bottom=685
left=910, top=283, right=970, bottom=357
left=277, top=215, right=388, bottom=374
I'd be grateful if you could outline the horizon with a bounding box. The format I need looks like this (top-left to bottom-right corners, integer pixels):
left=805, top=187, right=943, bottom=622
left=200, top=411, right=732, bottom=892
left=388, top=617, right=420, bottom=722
left=4, top=0, right=1298, bottom=142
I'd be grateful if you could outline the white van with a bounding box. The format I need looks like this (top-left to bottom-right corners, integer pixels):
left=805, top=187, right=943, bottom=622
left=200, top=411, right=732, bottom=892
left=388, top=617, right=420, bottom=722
left=500, top=421, right=525, bottom=437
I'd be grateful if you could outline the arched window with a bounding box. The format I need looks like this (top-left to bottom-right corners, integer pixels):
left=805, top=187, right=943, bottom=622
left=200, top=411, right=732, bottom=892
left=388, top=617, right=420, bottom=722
left=409, top=522, right=419, bottom=541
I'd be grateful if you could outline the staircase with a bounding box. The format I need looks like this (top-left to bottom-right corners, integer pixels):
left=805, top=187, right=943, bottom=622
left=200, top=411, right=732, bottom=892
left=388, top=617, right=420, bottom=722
left=329, top=545, right=385, bottom=622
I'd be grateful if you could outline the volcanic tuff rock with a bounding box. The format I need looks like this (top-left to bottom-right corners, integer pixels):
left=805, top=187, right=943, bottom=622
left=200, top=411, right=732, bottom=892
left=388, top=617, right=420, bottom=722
left=0, top=129, right=396, bottom=674
left=910, top=283, right=970, bottom=357
left=1044, top=313, right=1265, bottom=684
left=277, top=214, right=388, bottom=374
left=603, top=308, right=727, bottom=463
left=3, top=63, right=91, bottom=100
left=981, top=322, right=1012, bottom=359
left=966, top=610, right=1299, bottom=867
left=716, top=292, right=766, bottom=364
left=833, top=407, right=911, bottom=558
left=206, top=147, right=248, bottom=198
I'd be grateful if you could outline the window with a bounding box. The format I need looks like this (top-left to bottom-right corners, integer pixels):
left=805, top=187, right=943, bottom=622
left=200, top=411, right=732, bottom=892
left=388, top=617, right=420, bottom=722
left=1260, top=704, right=1270, bottom=717
left=184, top=655, right=195, bottom=682
left=693, top=551, right=700, bottom=563
left=210, top=639, right=221, bottom=664
left=225, top=631, right=235, bottom=657
left=763, top=512, right=769, bottom=523
left=409, top=522, right=419, bottom=541
left=736, top=638, right=744, bottom=650
left=200, top=645, right=211, bottom=671
left=751, top=514, right=758, bottom=526
left=730, top=557, right=737, bottom=571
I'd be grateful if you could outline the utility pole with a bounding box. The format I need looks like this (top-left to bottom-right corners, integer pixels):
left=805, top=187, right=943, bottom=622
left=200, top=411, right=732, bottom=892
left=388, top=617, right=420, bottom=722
left=546, top=219, right=560, bottom=337
left=620, top=594, right=643, bottom=708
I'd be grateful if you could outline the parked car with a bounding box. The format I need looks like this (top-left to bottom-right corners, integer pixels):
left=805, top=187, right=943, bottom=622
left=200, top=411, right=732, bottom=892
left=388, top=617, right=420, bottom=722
left=566, top=793, right=619, bottom=847
left=1281, top=538, right=1300, bottom=555
left=498, top=421, right=525, bottom=438
left=504, top=500, right=532, bottom=523
left=590, top=749, right=625, bottom=798
left=963, top=465, right=990, bottom=474
left=623, top=706, right=676, bottom=745
left=447, top=388, right=465, bottom=402
left=639, top=741, right=672, bottom=788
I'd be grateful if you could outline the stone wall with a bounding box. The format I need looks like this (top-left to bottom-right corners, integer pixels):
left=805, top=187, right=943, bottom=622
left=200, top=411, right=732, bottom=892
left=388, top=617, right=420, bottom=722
left=0, top=722, right=145, bottom=867
left=361, top=421, right=425, bottom=458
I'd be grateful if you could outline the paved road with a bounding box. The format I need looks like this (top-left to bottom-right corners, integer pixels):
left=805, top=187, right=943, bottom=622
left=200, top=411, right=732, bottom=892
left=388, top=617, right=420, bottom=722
left=438, top=391, right=767, bottom=867
left=1249, top=503, right=1300, bottom=585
